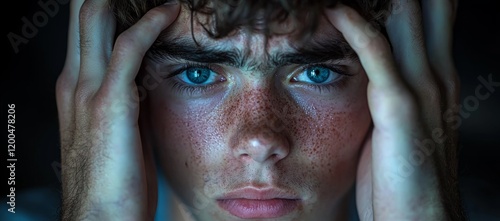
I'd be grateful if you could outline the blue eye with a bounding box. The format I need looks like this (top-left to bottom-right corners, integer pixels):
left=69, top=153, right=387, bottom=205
left=293, top=65, right=340, bottom=84
left=178, top=67, right=219, bottom=86
left=166, top=65, right=227, bottom=96
left=306, top=66, right=330, bottom=83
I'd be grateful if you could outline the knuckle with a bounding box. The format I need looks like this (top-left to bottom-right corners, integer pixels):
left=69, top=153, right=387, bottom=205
left=78, top=0, right=108, bottom=48
left=114, top=32, right=137, bottom=54
left=79, top=37, right=91, bottom=56
left=424, top=82, right=442, bottom=108
left=113, top=7, right=167, bottom=54
left=74, top=82, right=95, bottom=108
left=142, top=7, right=165, bottom=26
left=367, top=37, right=390, bottom=54
left=56, top=69, right=77, bottom=96
left=79, top=0, right=97, bottom=26
left=78, top=1, right=97, bottom=54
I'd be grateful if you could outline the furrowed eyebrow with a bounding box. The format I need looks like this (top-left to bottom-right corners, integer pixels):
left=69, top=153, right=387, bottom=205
left=146, top=37, right=358, bottom=70
left=272, top=39, right=358, bottom=67
left=147, top=38, right=242, bottom=66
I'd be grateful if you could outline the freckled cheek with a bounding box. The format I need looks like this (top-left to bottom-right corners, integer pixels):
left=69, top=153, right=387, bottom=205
left=150, top=81, right=229, bottom=159
left=305, top=104, right=370, bottom=163
left=292, top=112, right=369, bottom=203
left=149, top=97, right=228, bottom=203
left=315, top=111, right=369, bottom=173
left=292, top=89, right=371, bottom=196
left=155, top=105, right=224, bottom=166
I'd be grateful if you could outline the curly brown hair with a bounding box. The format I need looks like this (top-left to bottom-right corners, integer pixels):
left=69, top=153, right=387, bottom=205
left=109, top=0, right=392, bottom=40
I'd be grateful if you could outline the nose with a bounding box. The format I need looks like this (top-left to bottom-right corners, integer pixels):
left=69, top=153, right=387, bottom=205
left=234, top=126, right=290, bottom=163
left=229, top=87, right=291, bottom=164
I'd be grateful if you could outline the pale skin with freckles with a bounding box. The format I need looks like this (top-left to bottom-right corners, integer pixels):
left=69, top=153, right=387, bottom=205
left=139, top=5, right=371, bottom=221
left=57, top=0, right=463, bottom=220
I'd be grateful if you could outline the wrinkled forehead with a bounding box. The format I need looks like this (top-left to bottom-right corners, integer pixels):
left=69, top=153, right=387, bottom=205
left=160, top=4, right=343, bottom=60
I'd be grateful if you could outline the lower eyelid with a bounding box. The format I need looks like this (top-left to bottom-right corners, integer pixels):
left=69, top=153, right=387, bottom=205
left=289, top=74, right=351, bottom=93
left=169, top=80, right=215, bottom=96
left=291, top=69, right=339, bottom=84
left=167, top=73, right=228, bottom=96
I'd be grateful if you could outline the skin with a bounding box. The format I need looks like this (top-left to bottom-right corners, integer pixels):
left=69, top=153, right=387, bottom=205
left=140, top=4, right=370, bottom=220
left=56, top=0, right=464, bottom=220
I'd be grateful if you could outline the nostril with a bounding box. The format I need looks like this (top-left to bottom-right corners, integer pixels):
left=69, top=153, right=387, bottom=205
left=240, top=153, right=252, bottom=161
left=271, top=153, right=278, bottom=159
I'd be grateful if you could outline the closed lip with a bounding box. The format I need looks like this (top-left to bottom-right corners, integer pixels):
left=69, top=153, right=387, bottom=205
left=217, top=187, right=301, bottom=219
left=217, top=187, right=300, bottom=200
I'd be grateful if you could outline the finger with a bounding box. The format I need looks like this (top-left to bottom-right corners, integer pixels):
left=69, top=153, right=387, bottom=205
left=386, top=0, right=443, bottom=128
left=326, top=3, right=404, bottom=92
left=385, top=0, right=433, bottom=82
left=101, top=3, right=180, bottom=96
left=56, top=0, right=85, bottom=148
left=327, top=5, right=434, bottom=218
left=78, top=0, right=116, bottom=86
left=422, top=0, right=461, bottom=190
left=421, top=0, right=457, bottom=67
left=356, top=134, right=373, bottom=221
left=421, top=0, right=460, bottom=106
left=63, top=0, right=85, bottom=71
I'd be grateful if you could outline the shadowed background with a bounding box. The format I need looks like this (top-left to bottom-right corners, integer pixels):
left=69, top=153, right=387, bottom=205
left=2, top=0, right=499, bottom=220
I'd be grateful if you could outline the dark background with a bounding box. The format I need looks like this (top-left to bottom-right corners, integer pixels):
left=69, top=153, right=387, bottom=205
left=2, top=0, right=499, bottom=220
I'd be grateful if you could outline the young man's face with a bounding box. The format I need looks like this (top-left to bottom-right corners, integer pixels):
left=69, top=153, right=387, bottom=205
left=140, top=4, right=371, bottom=220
